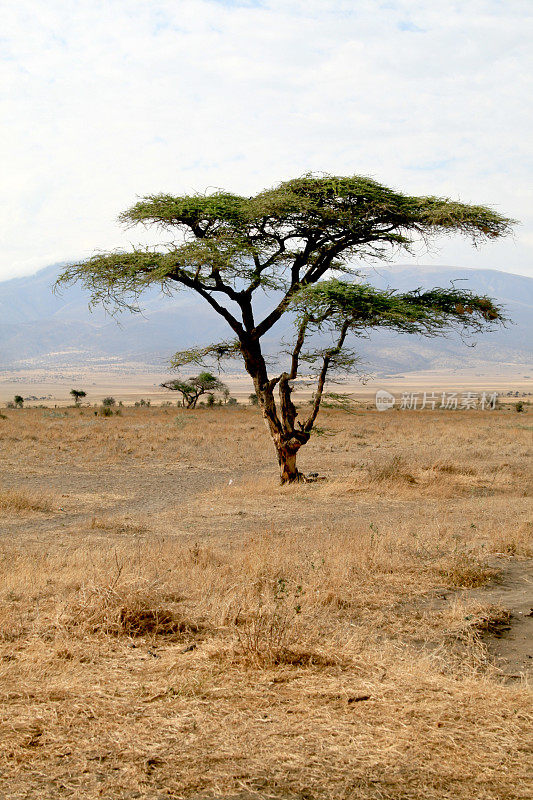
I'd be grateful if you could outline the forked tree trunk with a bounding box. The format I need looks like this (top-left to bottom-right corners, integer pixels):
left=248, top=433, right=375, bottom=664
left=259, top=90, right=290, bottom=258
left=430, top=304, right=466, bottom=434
left=241, top=341, right=309, bottom=484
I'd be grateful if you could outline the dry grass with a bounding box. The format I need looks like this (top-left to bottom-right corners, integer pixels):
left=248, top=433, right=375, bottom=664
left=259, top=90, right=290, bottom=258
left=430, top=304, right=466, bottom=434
left=0, top=488, right=54, bottom=513
left=0, top=405, right=531, bottom=799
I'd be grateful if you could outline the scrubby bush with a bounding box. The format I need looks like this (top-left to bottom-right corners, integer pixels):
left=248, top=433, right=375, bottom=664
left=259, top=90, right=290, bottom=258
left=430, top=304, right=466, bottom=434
left=102, top=396, right=116, bottom=407
left=14, top=395, right=24, bottom=408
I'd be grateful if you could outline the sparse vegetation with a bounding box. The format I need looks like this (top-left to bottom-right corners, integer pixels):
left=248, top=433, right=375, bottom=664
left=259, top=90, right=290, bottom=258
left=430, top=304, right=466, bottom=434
left=0, top=406, right=531, bottom=799
left=13, top=394, right=23, bottom=408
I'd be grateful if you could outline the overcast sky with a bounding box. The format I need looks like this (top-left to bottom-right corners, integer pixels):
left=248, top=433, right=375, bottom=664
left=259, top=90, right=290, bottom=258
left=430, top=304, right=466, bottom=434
left=2, top=0, right=532, bottom=281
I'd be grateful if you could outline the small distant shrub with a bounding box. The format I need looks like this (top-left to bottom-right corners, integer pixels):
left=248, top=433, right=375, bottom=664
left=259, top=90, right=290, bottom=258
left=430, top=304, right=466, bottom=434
left=248, top=393, right=259, bottom=406
left=14, top=395, right=24, bottom=408
left=70, top=389, right=86, bottom=406
left=99, top=406, right=114, bottom=417
left=135, top=398, right=150, bottom=407
left=227, top=397, right=238, bottom=406
left=102, top=396, right=116, bottom=407
left=515, top=400, right=524, bottom=412
left=5, top=402, right=15, bottom=409
left=206, top=392, right=215, bottom=407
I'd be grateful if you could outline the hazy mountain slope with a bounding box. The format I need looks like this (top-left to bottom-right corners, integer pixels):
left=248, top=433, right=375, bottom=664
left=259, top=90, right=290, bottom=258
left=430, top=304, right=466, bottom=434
left=0, top=263, right=531, bottom=374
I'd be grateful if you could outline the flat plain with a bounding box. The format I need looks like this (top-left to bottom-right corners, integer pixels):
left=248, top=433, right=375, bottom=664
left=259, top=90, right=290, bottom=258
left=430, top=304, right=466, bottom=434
left=0, top=403, right=532, bottom=799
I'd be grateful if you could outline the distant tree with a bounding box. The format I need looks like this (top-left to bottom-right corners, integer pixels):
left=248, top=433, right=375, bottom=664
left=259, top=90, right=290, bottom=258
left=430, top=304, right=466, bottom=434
left=14, top=395, right=24, bottom=408
left=57, top=174, right=513, bottom=482
left=161, top=372, right=227, bottom=409
left=70, top=389, right=86, bottom=406
left=249, top=392, right=259, bottom=406
left=102, top=396, right=116, bottom=407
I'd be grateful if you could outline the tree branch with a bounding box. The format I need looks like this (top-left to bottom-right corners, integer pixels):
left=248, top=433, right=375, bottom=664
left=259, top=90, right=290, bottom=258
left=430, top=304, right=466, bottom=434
left=290, top=316, right=308, bottom=379
left=303, top=319, right=350, bottom=431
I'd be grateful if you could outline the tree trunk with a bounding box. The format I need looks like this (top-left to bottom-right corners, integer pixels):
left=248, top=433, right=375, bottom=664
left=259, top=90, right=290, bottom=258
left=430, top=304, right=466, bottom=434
left=240, top=339, right=309, bottom=483
left=277, top=443, right=302, bottom=483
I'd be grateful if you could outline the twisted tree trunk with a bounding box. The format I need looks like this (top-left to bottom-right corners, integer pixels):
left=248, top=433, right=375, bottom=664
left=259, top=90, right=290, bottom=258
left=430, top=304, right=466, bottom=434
left=241, top=337, right=310, bottom=483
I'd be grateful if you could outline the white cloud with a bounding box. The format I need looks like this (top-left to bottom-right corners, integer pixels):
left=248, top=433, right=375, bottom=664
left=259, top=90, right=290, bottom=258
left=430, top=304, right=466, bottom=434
left=1, top=0, right=532, bottom=280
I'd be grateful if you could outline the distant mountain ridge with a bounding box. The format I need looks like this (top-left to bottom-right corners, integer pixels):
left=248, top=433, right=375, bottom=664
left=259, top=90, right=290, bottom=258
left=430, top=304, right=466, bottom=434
left=0, top=263, right=531, bottom=375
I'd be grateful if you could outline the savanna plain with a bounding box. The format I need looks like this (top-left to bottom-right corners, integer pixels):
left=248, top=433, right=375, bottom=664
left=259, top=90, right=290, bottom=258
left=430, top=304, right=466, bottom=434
left=0, top=403, right=532, bottom=799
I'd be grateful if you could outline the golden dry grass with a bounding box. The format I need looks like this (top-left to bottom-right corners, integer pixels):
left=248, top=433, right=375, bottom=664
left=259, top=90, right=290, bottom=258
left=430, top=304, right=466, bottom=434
left=0, top=488, right=55, bottom=513
left=0, top=405, right=531, bottom=799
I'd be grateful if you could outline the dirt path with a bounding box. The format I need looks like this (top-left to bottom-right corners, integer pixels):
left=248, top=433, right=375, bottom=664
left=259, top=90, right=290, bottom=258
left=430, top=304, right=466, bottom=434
left=437, top=558, right=532, bottom=679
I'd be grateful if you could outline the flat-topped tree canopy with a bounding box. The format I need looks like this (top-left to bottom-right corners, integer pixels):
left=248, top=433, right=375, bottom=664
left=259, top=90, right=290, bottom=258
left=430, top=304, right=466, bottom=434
left=61, top=175, right=513, bottom=315
left=56, top=173, right=514, bottom=483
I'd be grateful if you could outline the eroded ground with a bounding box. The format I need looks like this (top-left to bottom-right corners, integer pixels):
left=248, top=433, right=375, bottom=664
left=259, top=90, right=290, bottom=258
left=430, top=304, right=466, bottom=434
left=0, top=405, right=532, bottom=799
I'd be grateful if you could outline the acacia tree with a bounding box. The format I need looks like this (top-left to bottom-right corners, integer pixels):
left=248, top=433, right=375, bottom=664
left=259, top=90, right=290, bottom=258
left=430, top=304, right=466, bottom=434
left=161, top=372, right=227, bottom=408
left=70, top=389, right=86, bottom=406
left=57, top=175, right=513, bottom=482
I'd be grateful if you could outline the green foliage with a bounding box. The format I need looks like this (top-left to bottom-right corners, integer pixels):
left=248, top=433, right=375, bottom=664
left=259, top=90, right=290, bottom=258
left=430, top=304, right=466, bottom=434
left=99, top=406, right=114, bottom=417
left=170, top=341, right=241, bottom=370
left=102, top=396, right=116, bottom=407
left=291, top=279, right=506, bottom=367
left=515, top=401, right=525, bottom=412
left=248, top=392, right=259, bottom=406
left=161, top=372, right=228, bottom=409
left=320, top=392, right=357, bottom=412
left=55, top=173, right=514, bottom=315
left=14, top=395, right=24, bottom=408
